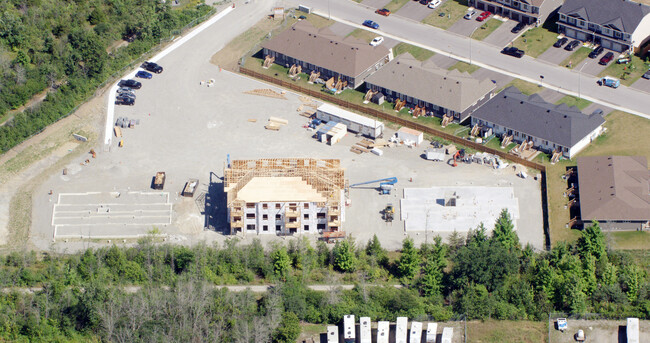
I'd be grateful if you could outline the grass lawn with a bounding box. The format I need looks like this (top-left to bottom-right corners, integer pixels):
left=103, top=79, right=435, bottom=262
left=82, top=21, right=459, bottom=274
left=599, top=54, right=650, bottom=86
left=502, top=78, right=542, bottom=95
left=422, top=0, right=469, bottom=30
left=512, top=26, right=559, bottom=58
left=393, top=42, right=435, bottom=61
left=607, top=231, right=650, bottom=250
left=561, top=46, right=591, bottom=69
left=384, top=0, right=410, bottom=13
left=348, top=28, right=379, bottom=43
left=298, top=323, right=327, bottom=342
left=471, top=19, right=502, bottom=41
left=467, top=320, right=547, bottom=343
left=554, top=95, right=591, bottom=110
left=449, top=61, right=479, bottom=74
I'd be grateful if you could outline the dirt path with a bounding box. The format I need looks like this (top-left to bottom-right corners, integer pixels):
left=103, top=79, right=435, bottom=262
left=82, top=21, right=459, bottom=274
left=0, top=87, right=53, bottom=128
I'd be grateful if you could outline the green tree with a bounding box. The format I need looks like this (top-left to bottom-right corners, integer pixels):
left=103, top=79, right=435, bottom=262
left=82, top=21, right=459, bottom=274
left=491, top=209, right=519, bottom=249
left=397, top=237, right=420, bottom=279
left=621, top=264, right=642, bottom=302
left=366, top=234, right=388, bottom=266
left=577, top=221, right=606, bottom=260
left=332, top=239, right=357, bottom=272
left=272, top=247, right=291, bottom=280
left=273, top=312, right=301, bottom=343
left=418, top=237, right=447, bottom=297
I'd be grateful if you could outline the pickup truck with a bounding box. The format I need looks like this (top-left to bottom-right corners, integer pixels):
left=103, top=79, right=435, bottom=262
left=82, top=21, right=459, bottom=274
left=598, top=76, right=620, bottom=89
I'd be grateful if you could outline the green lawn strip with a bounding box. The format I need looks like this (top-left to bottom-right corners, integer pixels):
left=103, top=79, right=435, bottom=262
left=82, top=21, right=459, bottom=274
left=501, top=78, right=542, bottom=95
left=561, top=46, right=590, bottom=69
left=448, top=61, right=479, bottom=74
left=384, top=0, right=410, bottom=13
left=422, top=0, right=469, bottom=30
left=471, top=18, right=502, bottom=41
left=607, top=231, right=650, bottom=250
left=512, top=26, right=559, bottom=58
left=467, top=320, right=547, bottom=343
left=599, top=54, right=649, bottom=86
left=554, top=95, right=591, bottom=110
left=546, top=160, right=581, bottom=245
left=393, top=42, right=435, bottom=61
left=348, top=28, right=380, bottom=43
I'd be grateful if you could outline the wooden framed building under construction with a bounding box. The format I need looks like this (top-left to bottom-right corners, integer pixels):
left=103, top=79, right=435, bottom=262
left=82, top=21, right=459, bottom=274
left=225, top=158, right=347, bottom=236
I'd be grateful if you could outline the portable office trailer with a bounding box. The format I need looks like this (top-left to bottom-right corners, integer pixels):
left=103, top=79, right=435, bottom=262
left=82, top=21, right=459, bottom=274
left=360, top=317, right=372, bottom=343
left=327, top=326, right=339, bottom=343
left=396, top=127, right=423, bottom=145
left=627, top=318, right=639, bottom=343
left=377, top=321, right=390, bottom=343
left=410, top=321, right=422, bottom=343
left=343, top=315, right=355, bottom=343
left=426, top=323, right=438, bottom=343
left=316, top=103, right=384, bottom=138
left=441, top=327, right=453, bottom=343
left=396, top=317, right=408, bottom=343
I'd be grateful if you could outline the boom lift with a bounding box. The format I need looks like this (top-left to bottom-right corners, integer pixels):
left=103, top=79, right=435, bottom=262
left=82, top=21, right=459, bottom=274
left=349, top=177, right=397, bottom=195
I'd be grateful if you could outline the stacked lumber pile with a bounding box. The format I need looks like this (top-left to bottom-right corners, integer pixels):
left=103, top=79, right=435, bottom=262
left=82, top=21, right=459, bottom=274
left=265, top=117, right=288, bottom=131
left=244, top=88, right=287, bottom=99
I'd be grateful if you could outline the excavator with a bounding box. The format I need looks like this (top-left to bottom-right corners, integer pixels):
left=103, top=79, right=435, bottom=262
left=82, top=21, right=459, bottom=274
left=349, top=177, right=397, bottom=195
left=451, top=149, right=465, bottom=167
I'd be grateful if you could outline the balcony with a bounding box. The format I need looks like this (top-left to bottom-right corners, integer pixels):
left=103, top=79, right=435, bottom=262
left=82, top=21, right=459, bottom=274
left=285, top=209, right=300, bottom=217
left=285, top=221, right=301, bottom=229
left=231, top=220, right=243, bottom=228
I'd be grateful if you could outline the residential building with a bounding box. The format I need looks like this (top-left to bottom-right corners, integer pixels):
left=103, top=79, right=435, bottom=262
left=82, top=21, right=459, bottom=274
left=364, top=53, right=495, bottom=123
left=468, top=0, right=563, bottom=25
left=261, top=20, right=392, bottom=88
left=577, top=156, right=650, bottom=230
left=470, top=87, right=605, bottom=158
left=225, top=158, right=346, bottom=235
left=557, top=0, right=650, bottom=52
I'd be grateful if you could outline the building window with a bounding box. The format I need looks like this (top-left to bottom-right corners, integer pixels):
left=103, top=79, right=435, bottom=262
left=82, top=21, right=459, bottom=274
left=317, top=213, right=326, bottom=219
left=578, top=20, right=584, bottom=27
left=263, top=214, right=268, bottom=220
left=303, top=225, right=309, bottom=231
left=317, top=224, right=326, bottom=231
left=275, top=204, right=281, bottom=209
left=304, top=203, right=310, bottom=209
left=262, top=204, right=268, bottom=209
left=246, top=203, right=255, bottom=209
left=263, top=225, right=268, bottom=232
left=276, top=214, right=282, bottom=220
left=304, top=214, right=310, bottom=220
left=246, top=213, right=255, bottom=219
left=276, top=225, right=282, bottom=231
left=246, top=224, right=255, bottom=231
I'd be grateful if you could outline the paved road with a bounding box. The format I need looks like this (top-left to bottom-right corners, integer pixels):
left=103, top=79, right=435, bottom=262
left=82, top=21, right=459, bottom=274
left=284, top=0, right=650, bottom=119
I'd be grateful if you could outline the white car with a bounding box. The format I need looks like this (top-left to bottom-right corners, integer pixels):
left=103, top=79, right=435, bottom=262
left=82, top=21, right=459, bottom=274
left=428, top=0, right=441, bottom=9
left=370, top=36, right=384, bottom=46
left=463, top=10, right=476, bottom=19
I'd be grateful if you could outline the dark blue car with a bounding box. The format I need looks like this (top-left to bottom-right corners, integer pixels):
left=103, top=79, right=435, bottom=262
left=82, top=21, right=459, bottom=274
left=363, top=20, right=379, bottom=29
left=136, top=70, right=153, bottom=79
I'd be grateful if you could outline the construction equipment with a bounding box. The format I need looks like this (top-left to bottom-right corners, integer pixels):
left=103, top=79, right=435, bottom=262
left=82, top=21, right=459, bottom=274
left=153, top=172, right=166, bottom=190
left=262, top=55, right=275, bottom=68
left=349, top=177, right=397, bottom=195
left=394, top=99, right=405, bottom=112
left=451, top=149, right=466, bottom=167
left=383, top=203, right=394, bottom=222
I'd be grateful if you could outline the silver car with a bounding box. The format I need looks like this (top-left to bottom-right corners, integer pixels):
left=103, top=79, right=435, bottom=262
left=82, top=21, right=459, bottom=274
left=464, top=10, right=476, bottom=19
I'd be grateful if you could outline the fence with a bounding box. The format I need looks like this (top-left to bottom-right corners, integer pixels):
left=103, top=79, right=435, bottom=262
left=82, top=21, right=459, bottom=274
left=240, top=67, right=552, bottom=249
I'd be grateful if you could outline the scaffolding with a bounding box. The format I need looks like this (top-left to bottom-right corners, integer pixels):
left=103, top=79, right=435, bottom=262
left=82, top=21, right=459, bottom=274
left=225, top=158, right=346, bottom=234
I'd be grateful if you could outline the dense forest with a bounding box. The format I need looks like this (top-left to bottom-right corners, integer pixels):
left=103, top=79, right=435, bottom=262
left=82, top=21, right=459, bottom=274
left=0, top=0, right=213, bottom=153
left=0, top=211, right=647, bottom=342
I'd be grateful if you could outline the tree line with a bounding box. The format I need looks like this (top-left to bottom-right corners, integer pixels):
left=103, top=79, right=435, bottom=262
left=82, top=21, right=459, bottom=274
left=0, top=210, right=648, bottom=342
left=0, top=0, right=213, bottom=153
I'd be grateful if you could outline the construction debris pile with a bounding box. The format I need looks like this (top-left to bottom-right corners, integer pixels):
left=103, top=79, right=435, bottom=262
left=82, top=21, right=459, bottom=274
left=243, top=88, right=287, bottom=100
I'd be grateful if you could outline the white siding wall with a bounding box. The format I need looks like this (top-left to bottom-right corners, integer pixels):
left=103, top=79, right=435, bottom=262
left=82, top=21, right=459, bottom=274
left=632, top=14, right=650, bottom=49
left=242, top=201, right=328, bottom=235
left=568, top=125, right=603, bottom=158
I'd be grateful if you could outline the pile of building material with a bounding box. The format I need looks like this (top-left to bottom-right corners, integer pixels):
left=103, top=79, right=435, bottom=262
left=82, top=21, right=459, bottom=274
left=265, top=117, right=288, bottom=131
left=115, top=117, right=138, bottom=129
left=316, top=121, right=347, bottom=145
left=243, top=88, right=287, bottom=100
left=425, top=147, right=445, bottom=161
left=199, top=79, right=215, bottom=87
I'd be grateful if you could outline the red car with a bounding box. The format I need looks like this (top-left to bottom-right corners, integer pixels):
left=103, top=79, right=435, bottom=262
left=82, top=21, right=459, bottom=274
left=375, top=8, right=391, bottom=16
left=476, top=11, right=491, bottom=21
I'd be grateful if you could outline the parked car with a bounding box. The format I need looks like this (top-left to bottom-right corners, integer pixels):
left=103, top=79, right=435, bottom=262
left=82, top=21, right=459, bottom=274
left=363, top=20, right=379, bottom=29
left=419, top=0, right=429, bottom=4
left=117, top=87, right=133, bottom=94
left=564, top=40, right=581, bottom=51
left=141, top=61, right=163, bottom=73
left=370, top=36, right=384, bottom=46
left=118, top=79, right=142, bottom=89
left=599, top=52, right=614, bottom=65
left=643, top=69, right=650, bottom=79
left=298, top=15, right=306, bottom=20
left=115, top=95, right=135, bottom=105
left=501, top=46, right=525, bottom=58
left=375, top=8, right=390, bottom=16
left=136, top=70, right=153, bottom=79
left=427, top=0, right=441, bottom=8
left=511, top=21, right=526, bottom=33
left=588, top=46, right=604, bottom=58
left=597, top=76, right=620, bottom=88
left=476, top=11, right=491, bottom=21
left=117, top=91, right=136, bottom=100
left=553, top=37, right=568, bottom=48
left=463, top=10, right=476, bottom=20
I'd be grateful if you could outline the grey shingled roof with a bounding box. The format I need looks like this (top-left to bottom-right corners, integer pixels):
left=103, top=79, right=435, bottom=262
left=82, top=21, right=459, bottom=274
left=261, top=20, right=390, bottom=78
left=364, top=53, right=495, bottom=113
left=471, top=87, right=605, bottom=147
left=559, top=0, right=650, bottom=33
left=578, top=156, right=650, bottom=221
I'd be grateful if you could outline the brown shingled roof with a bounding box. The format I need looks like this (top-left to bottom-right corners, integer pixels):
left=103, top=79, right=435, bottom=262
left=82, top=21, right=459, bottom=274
left=261, top=20, right=391, bottom=78
left=578, top=156, right=650, bottom=221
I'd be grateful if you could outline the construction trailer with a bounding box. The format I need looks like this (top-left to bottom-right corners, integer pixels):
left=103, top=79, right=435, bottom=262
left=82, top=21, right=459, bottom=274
left=396, top=317, right=408, bottom=343
left=410, top=321, right=422, bottom=343
left=377, top=321, right=390, bottom=343
left=316, top=121, right=347, bottom=145
left=396, top=127, right=423, bottom=145
left=327, top=326, right=340, bottom=343
left=627, top=318, right=639, bottom=343
left=343, top=315, right=355, bottom=343
left=182, top=178, right=199, bottom=197
left=441, top=327, right=453, bottom=343
left=225, top=158, right=346, bottom=236
left=316, top=103, right=384, bottom=138
left=426, top=323, right=438, bottom=343
left=360, top=317, right=372, bottom=343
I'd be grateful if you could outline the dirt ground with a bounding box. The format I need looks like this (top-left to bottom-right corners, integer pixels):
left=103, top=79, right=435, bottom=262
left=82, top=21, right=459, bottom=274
left=549, top=318, right=650, bottom=343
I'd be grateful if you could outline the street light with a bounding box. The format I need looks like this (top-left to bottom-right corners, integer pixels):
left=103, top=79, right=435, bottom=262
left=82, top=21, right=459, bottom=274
left=578, top=62, right=588, bottom=98
left=469, top=26, right=479, bottom=65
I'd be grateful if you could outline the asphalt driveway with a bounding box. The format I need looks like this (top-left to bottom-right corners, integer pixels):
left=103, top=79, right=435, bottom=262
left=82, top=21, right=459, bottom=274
left=482, top=19, right=518, bottom=47
left=362, top=0, right=390, bottom=9
left=579, top=55, right=610, bottom=76
left=631, top=75, right=650, bottom=93
left=396, top=1, right=436, bottom=22
left=447, top=14, right=484, bottom=36
left=538, top=45, right=574, bottom=65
